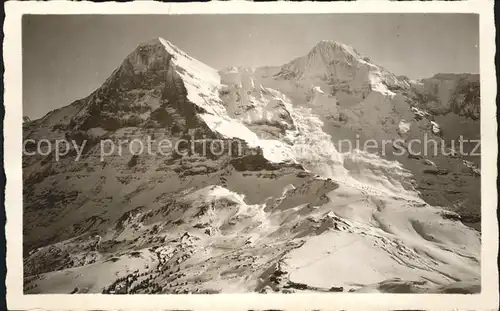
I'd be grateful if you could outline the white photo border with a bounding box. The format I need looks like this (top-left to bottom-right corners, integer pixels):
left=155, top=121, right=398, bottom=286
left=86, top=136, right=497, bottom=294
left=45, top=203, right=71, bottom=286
left=4, top=1, right=498, bottom=310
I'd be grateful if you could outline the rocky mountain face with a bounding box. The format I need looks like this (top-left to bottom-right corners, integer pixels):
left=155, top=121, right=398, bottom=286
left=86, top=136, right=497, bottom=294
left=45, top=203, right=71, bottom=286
left=408, top=73, right=480, bottom=169
left=23, top=38, right=480, bottom=294
left=410, top=73, right=480, bottom=120
left=406, top=73, right=481, bottom=223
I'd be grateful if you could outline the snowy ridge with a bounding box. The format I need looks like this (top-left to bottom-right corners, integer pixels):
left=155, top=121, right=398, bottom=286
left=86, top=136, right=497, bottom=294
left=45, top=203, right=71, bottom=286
left=158, top=39, right=296, bottom=163
left=278, top=40, right=408, bottom=97
left=158, top=38, right=226, bottom=117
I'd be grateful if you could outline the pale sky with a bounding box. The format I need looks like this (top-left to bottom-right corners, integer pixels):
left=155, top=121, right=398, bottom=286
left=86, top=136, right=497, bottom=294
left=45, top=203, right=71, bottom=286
left=23, top=14, right=479, bottom=119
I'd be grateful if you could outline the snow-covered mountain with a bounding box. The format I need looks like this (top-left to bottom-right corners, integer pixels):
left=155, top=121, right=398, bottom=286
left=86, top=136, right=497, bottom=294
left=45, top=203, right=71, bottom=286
left=254, top=40, right=481, bottom=228
left=23, top=38, right=480, bottom=294
left=277, top=40, right=409, bottom=98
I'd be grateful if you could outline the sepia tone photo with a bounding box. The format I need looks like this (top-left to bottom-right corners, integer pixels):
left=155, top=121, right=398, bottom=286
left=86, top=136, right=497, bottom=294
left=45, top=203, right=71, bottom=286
left=4, top=1, right=498, bottom=310
left=20, top=13, right=483, bottom=295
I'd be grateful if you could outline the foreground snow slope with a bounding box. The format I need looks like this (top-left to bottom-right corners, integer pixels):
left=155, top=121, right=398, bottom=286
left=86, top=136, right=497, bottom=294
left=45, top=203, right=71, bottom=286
left=23, top=38, right=480, bottom=294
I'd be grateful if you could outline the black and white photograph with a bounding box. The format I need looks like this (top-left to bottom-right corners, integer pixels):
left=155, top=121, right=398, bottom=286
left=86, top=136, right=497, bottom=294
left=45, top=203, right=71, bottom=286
left=4, top=1, right=498, bottom=310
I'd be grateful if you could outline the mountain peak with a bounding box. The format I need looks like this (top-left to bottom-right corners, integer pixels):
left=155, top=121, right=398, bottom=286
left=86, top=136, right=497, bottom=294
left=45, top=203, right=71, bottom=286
left=309, top=40, right=361, bottom=60
left=120, top=38, right=172, bottom=73
left=124, top=37, right=191, bottom=70
left=138, top=36, right=164, bottom=46
left=313, top=39, right=343, bottom=49
left=276, top=40, right=364, bottom=81
left=135, top=37, right=176, bottom=50
left=276, top=39, right=408, bottom=97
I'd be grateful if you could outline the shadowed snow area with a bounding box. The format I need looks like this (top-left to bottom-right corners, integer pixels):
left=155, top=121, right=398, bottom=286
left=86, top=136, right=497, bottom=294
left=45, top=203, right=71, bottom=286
left=23, top=37, right=480, bottom=294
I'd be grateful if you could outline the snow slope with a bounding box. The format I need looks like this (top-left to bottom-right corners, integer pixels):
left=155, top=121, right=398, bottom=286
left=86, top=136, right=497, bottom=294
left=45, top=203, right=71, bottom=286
left=23, top=38, right=481, bottom=294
